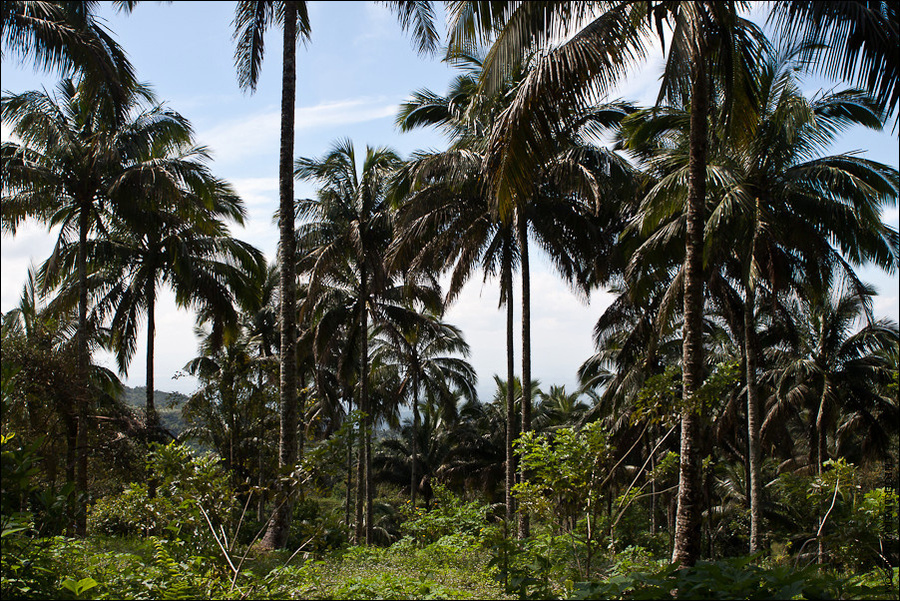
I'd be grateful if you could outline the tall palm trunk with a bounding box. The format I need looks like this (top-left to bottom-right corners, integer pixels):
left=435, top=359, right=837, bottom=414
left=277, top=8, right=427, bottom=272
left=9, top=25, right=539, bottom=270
left=145, top=273, right=160, bottom=498
left=360, top=263, right=373, bottom=545
left=345, top=392, right=353, bottom=533
left=262, top=0, right=298, bottom=550
left=355, top=431, right=365, bottom=542
left=74, top=197, right=90, bottom=536
left=517, top=212, right=531, bottom=539
left=744, top=283, right=762, bottom=553
left=672, top=42, right=708, bottom=568
left=411, top=369, right=420, bottom=507
left=145, top=274, right=159, bottom=432
left=504, top=241, right=517, bottom=528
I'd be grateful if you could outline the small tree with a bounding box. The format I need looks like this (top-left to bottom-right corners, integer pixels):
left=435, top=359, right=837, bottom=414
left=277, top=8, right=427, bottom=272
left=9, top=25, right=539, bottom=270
left=513, top=421, right=612, bottom=579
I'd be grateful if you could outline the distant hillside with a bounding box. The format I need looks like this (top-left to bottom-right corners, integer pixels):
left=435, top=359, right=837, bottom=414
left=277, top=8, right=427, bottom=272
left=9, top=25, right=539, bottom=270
left=119, top=386, right=189, bottom=437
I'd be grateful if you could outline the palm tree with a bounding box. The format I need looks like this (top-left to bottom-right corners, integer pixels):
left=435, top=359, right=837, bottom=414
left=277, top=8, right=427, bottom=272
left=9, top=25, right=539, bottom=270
left=766, top=280, right=898, bottom=562
left=183, top=329, right=278, bottom=497
left=1, top=77, right=198, bottom=533
left=232, top=0, right=311, bottom=549
left=534, top=385, right=590, bottom=431
left=767, top=283, right=899, bottom=478
left=296, top=139, right=438, bottom=544
left=1, top=0, right=138, bottom=117
left=232, top=0, right=438, bottom=549
left=618, top=47, right=898, bottom=552
left=768, top=1, right=899, bottom=127
left=42, top=137, right=263, bottom=440
left=446, top=0, right=765, bottom=564
left=370, top=311, right=477, bottom=505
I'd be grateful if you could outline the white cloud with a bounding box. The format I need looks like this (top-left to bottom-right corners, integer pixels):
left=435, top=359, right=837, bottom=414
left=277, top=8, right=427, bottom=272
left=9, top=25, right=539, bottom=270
left=198, top=97, right=400, bottom=164
left=444, top=267, right=616, bottom=402
left=105, top=288, right=201, bottom=395
left=873, top=294, right=899, bottom=323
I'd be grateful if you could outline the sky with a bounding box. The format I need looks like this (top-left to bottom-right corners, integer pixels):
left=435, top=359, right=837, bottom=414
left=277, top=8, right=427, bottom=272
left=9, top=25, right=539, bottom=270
left=2, top=1, right=898, bottom=403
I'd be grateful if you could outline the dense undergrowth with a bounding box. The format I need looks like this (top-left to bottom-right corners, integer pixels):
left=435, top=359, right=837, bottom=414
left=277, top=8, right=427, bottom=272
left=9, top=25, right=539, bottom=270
left=3, top=436, right=898, bottom=600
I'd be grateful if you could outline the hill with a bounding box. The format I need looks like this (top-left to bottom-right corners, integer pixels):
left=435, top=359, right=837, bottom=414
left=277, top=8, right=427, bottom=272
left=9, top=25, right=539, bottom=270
left=118, top=385, right=189, bottom=437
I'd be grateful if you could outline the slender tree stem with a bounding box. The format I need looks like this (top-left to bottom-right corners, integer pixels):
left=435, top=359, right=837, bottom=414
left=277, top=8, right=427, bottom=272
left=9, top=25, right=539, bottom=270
left=262, top=0, right=298, bottom=550
left=673, top=36, right=709, bottom=568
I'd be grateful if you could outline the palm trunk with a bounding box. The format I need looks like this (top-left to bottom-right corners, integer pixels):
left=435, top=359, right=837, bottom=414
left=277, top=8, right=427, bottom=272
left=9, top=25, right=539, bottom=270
left=815, top=395, right=827, bottom=475
left=517, top=212, right=531, bottom=539
left=75, top=198, right=90, bottom=536
left=360, top=262, right=373, bottom=545
left=344, top=393, right=353, bottom=534
left=146, top=275, right=160, bottom=498
left=261, top=0, right=298, bottom=550
left=355, top=428, right=365, bottom=543
left=672, top=43, right=708, bottom=568
left=145, top=276, right=159, bottom=433
left=411, top=370, right=420, bottom=507
left=346, top=427, right=353, bottom=534
left=744, top=285, right=763, bottom=553
left=504, top=241, right=517, bottom=528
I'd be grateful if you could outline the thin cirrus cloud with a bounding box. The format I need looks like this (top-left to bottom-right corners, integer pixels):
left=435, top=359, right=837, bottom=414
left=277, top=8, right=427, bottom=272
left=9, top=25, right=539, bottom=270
left=198, top=97, right=400, bottom=164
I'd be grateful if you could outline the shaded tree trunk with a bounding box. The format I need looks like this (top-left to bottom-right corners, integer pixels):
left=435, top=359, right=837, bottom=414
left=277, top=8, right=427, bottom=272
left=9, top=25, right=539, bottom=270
left=672, top=42, right=709, bottom=568
left=261, top=0, right=298, bottom=550
left=145, top=276, right=159, bottom=433
left=518, top=213, right=531, bottom=539
left=504, top=243, right=517, bottom=528
left=744, top=285, right=763, bottom=553
left=411, top=370, right=420, bottom=507
left=75, top=197, right=90, bottom=536
left=360, top=263, right=373, bottom=545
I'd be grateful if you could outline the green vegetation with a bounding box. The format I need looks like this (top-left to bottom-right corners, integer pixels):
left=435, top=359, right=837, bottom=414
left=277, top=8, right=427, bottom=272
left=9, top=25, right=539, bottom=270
left=2, top=1, right=898, bottom=599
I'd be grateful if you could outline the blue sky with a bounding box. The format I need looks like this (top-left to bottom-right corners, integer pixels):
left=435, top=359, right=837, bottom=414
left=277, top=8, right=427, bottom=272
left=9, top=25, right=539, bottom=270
left=2, top=1, right=898, bottom=402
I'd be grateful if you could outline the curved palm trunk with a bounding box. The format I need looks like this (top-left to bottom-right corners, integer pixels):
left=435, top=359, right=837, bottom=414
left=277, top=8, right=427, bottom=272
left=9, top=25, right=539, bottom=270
left=504, top=242, right=517, bottom=529
left=744, top=285, right=762, bottom=553
left=262, top=0, right=298, bottom=550
left=517, top=213, right=531, bottom=539
left=672, top=46, right=708, bottom=568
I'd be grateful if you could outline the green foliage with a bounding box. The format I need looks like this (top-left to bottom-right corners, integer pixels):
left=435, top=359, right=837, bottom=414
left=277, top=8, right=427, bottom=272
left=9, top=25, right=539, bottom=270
left=512, top=421, right=612, bottom=581
left=569, top=555, right=898, bottom=600
left=770, top=458, right=899, bottom=570
left=88, top=442, right=233, bottom=544
left=257, top=536, right=507, bottom=600
left=399, top=484, right=496, bottom=545
left=633, top=367, right=681, bottom=425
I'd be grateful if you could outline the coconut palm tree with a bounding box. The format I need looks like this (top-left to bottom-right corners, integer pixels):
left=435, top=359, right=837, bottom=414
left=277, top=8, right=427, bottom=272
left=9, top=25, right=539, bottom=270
left=370, top=311, right=477, bottom=505
left=768, top=1, right=899, bottom=127
left=767, top=282, right=899, bottom=478
left=232, top=0, right=311, bottom=549
left=619, top=47, right=898, bottom=551
left=1, top=77, right=199, bottom=533
left=1, top=0, right=138, bottom=117
left=447, top=0, right=766, bottom=564
left=296, top=139, right=442, bottom=544
left=41, top=138, right=264, bottom=440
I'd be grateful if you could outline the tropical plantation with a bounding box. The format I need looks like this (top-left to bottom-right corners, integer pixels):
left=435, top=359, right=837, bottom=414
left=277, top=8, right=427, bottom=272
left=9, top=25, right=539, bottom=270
left=2, top=1, right=899, bottom=599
